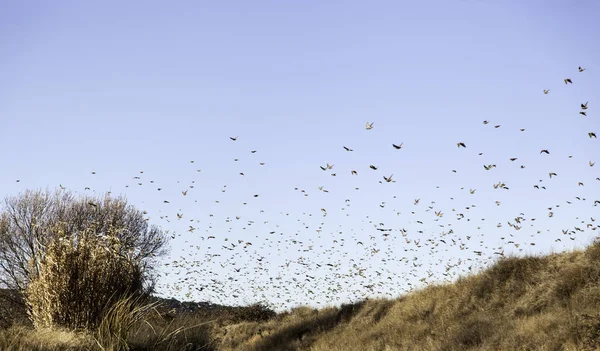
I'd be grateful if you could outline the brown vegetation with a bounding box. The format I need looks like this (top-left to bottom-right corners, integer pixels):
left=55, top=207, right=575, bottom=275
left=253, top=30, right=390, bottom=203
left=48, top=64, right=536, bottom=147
left=3, top=188, right=600, bottom=350
left=0, top=188, right=168, bottom=293
left=26, top=221, right=147, bottom=330
left=3, top=240, right=600, bottom=350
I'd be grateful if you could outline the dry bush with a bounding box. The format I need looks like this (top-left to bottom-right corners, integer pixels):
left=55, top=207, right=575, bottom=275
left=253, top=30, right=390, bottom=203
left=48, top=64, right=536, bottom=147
left=0, top=188, right=168, bottom=294
left=25, top=221, right=146, bottom=330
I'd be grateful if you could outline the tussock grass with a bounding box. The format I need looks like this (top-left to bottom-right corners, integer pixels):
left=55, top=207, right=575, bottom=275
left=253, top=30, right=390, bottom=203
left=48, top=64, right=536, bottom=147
left=93, top=294, right=159, bottom=351
left=128, top=310, right=217, bottom=351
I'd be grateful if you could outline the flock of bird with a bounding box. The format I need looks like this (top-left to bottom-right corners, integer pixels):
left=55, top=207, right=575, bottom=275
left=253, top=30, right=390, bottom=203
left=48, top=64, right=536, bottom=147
left=14, top=66, right=598, bottom=310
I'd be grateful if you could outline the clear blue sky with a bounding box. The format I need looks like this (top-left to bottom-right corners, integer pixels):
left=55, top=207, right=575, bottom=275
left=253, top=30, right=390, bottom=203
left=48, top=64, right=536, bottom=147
left=1, top=0, right=599, bottom=310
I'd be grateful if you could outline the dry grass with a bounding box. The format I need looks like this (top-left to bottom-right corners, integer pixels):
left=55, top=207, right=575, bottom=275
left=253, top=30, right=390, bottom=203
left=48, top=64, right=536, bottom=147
left=93, top=294, right=160, bottom=351
left=4, top=240, right=600, bottom=350
left=0, top=299, right=218, bottom=351
left=127, top=310, right=217, bottom=351
left=215, top=240, right=600, bottom=351
left=0, top=325, right=94, bottom=351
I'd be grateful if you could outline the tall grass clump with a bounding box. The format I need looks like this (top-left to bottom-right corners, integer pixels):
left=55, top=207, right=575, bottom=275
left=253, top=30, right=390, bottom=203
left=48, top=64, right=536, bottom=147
left=25, top=220, right=146, bottom=331
left=94, top=294, right=160, bottom=351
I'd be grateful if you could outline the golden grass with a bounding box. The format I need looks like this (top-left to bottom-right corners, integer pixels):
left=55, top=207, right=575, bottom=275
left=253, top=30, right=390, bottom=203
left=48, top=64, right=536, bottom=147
left=4, top=240, right=600, bottom=350
left=93, top=294, right=160, bottom=351
left=215, top=241, right=600, bottom=351
left=0, top=325, right=94, bottom=351
left=0, top=300, right=217, bottom=351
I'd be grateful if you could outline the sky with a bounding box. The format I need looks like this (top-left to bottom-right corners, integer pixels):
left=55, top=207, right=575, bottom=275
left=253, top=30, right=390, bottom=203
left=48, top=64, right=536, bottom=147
left=1, top=0, right=599, bottom=311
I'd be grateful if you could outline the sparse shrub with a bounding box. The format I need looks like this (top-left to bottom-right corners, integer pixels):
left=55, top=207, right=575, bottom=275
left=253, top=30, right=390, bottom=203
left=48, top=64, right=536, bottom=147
left=0, top=188, right=169, bottom=294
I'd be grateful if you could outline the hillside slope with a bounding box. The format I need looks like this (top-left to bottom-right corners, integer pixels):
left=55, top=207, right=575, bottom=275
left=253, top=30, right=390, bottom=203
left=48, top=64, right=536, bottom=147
left=3, top=241, right=600, bottom=350
left=213, top=242, right=600, bottom=351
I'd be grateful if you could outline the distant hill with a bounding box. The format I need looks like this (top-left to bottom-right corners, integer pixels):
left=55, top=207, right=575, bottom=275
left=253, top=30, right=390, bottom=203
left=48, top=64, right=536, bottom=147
left=146, top=295, right=276, bottom=322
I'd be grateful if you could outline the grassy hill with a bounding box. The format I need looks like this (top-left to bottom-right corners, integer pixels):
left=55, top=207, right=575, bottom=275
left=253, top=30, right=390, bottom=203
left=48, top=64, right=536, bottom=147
left=3, top=240, right=600, bottom=350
